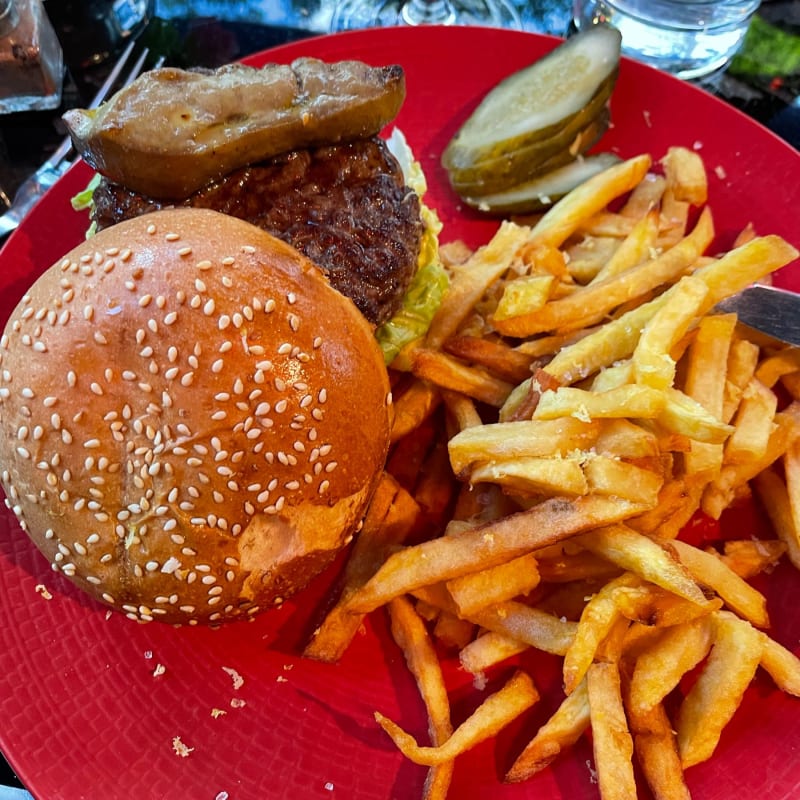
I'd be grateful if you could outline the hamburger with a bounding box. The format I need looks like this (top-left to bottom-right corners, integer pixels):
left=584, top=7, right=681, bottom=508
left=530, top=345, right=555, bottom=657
left=63, top=58, right=444, bottom=333
left=0, top=207, right=394, bottom=624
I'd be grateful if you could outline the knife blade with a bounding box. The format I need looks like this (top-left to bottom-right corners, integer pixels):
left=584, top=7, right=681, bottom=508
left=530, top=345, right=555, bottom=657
left=715, top=284, right=800, bottom=347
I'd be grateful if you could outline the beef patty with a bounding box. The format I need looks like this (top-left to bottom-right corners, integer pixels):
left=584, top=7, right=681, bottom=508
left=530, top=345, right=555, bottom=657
left=90, top=136, right=424, bottom=326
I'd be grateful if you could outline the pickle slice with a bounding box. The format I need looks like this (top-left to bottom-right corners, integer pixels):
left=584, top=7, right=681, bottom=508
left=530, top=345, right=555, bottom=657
left=460, top=153, right=622, bottom=215
left=442, top=25, right=621, bottom=172
left=447, top=105, right=611, bottom=198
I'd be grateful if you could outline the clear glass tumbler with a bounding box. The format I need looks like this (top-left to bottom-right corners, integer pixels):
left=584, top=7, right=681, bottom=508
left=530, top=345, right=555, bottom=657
left=572, top=0, right=761, bottom=79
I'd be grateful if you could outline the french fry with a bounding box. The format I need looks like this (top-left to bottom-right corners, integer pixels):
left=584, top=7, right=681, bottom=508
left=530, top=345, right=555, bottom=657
left=669, top=538, right=770, bottom=628
left=433, top=611, right=476, bottom=651
left=628, top=615, right=715, bottom=715
left=411, top=346, right=514, bottom=407
left=702, top=401, right=800, bottom=519
left=538, top=234, right=798, bottom=387
left=448, top=417, right=600, bottom=475
left=752, top=466, right=800, bottom=570
left=468, top=601, right=578, bottom=656
left=590, top=207, right=661, bottom=283
left=759, top=631, right=800, bottom=697
left=534, top=384, right=667, bottom=422
left=443, top=335, right=535, bottom=384
left=505, top=679, right=591, bottom=782
left=575, top=525, right=708, bottom=605
left=676, top=611, right=764, bottom=768
left=493, top=273, right=556, bottom=322
left=754, top=346, right=800, bottom=389
left=375, top=670, right=540, bottom=766
left=586, top=661, right=637, bottom=800
left=441, top=389, right=482, bottom=433
left=632, top=274, right=709, bottom=390
left=391, top=379, right=442, bottom=444
left=459, top=630, right=527, bottom=676
left=446, top=553, right=540, bottom=617
left=612, top=585, right=722, bottom=627
left=470, top=456, right=589, bottom=497
left=563, top=572, right=640, bottom=694
left=723, top=378, right=777, bottom=464
left=426, top=221, right=532, bottom=349
left=681, top=312, right=737, bottom=478
left=620, top=172, right=666, bottom=218
left=782, top=439, right=800, bottom=568
left=722, top=337, right=760, bottom=423
left=345, top=494, right=644, bottom=614
left=662, top=145, right=708, bottom=206
left=564, top=235, right=621, bottom=283
left=388, top=596, right=454, bottom=800
left=583, top=456, right=664, bottom=506
left=525, top=154, right=652, bottom=250
left=594, top=418, right=661, bottom=459
left=304, top=473, right=420, bottom=663
left=493, top=207, right=713, bottom=337
left=657, top=387, right=734, bottom=445
left=714, top=537, right=786, bottom=579
left=626, top=698, right=692, bottom=800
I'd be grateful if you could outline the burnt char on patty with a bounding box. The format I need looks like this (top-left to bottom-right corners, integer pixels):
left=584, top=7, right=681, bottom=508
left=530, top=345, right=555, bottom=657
left=90, top=136, right=424, bottom=326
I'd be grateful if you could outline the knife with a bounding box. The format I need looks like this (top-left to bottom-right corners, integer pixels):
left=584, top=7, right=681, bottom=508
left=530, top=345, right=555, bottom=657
left=715, top=284, right=800, bottom=347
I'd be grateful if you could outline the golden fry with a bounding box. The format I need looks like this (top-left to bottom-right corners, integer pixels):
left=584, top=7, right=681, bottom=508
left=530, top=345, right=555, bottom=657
left=346, top=495, right=643, bottom=614
left=505, top=679, right=591, bottom=782
left=586, top=661, right=636, bottom=800
left=676, top=612, right=764, bottom=768
left=628, top=615, right=714, bottom=715
left=388, top=596, right=454, bottom=800
left=446, top=553, right=540, bottom=617
left=375, top=670, right=539, bottom=766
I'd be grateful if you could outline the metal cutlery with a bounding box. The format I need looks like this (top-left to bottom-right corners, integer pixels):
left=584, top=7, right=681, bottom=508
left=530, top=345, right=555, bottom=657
left=0, top=40, right=159, bottom=239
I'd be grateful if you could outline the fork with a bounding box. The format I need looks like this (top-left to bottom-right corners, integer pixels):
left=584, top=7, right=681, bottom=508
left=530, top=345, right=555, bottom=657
left=0, top=40, right=159, bottom=238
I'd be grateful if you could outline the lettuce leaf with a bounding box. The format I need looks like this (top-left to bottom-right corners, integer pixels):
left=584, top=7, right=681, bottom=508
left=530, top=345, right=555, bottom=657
left=70, top=172, right=101, bottom=238
left=377, top=128, right=449, bottom=366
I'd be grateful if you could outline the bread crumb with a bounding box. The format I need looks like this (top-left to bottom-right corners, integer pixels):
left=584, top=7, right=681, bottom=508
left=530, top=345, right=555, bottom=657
left=153, top=663, right=166, bottom=677
left=222, top=666, right=244, bottom=690
left=211, top=708, right=227, bottom=719
left=172, top=736, right=194, bottom=757
left=277, top=675, right=289, bottom=683
left=324, top=782, right=334, bottom=791
left=230, top=698, right=246, bottom=709
left=34, top=584, right=52, bottom=600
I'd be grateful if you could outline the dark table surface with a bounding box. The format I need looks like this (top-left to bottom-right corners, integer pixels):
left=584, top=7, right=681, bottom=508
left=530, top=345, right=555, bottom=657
left=0, top=0, right=798, bottom=795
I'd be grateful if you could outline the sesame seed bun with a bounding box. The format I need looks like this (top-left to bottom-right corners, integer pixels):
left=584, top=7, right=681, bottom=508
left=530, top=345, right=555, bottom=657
left=0, top=208, right=393, bottom=624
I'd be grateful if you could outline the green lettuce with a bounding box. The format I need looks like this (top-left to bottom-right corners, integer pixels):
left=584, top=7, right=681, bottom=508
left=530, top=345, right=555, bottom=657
left=377, top=128, right=449, bottom=366
left=70, top=172, right=101, bottom=238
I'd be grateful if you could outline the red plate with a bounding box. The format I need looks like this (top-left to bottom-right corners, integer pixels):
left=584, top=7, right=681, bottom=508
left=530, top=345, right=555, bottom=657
left=1, top=25, right=800, bottom=800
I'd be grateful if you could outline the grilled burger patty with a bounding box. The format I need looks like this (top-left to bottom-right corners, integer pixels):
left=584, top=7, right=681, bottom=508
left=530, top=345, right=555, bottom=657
left=90, top=136, right=425, bottom=326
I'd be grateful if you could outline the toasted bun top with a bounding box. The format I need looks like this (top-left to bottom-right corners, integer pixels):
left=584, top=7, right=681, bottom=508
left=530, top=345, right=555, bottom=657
left=0, top=208, right=392, bottom=624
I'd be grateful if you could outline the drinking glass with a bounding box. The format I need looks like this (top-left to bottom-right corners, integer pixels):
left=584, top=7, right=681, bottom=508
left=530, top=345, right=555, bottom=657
left=573, top=0, right=761, bottom=79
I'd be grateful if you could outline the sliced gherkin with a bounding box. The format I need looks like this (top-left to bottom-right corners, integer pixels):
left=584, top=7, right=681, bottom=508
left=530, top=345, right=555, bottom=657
left=448, top=106, right=611, bottom=198
left=442, top=25, right=621, bottom=173
left=460, top=153, right=623, bottom=215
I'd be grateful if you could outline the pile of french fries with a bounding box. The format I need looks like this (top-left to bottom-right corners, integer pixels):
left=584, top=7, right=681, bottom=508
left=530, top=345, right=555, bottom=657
left=304, top=146, right=800, bottom=800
